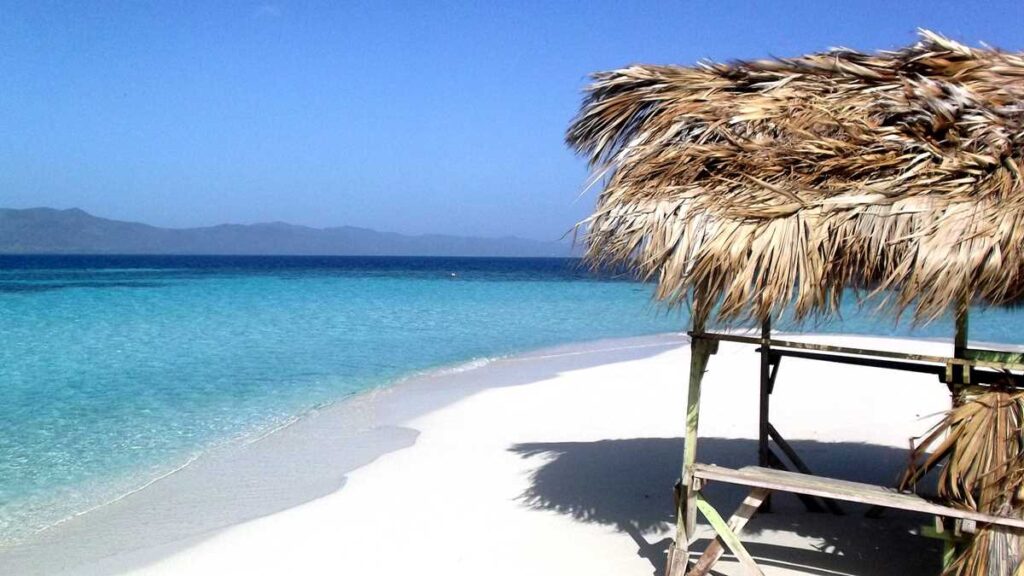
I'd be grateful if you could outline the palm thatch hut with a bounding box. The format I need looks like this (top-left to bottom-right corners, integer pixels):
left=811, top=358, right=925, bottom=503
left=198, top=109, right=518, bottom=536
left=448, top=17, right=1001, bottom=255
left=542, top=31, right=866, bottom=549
left=568, top=31, right=1024, bottom=576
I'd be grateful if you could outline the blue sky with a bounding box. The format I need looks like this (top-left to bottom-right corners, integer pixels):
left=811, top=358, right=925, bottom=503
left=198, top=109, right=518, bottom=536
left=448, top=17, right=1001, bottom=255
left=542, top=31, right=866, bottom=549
left=1, top=1, right=1022, bottom=240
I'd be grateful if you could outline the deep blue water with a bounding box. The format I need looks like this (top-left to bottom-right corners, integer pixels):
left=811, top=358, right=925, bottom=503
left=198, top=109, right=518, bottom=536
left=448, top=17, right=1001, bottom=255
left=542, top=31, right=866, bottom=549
left=1, top=254, right=1023, bottom=542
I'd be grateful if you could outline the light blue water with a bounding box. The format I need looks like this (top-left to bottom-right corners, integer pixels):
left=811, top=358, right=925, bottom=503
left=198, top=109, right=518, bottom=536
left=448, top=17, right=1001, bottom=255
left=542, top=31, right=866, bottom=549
left=0, top=255, right=686, bottom=541
left=1, top=255, right=1023, bottom=542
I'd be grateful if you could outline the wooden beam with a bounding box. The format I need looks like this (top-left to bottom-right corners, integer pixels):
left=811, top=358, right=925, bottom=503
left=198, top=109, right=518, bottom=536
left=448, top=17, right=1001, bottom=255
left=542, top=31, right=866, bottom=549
left=688, top=488, right=770, bottom=576
left=693, top=332, right=953, bottom=362
left=758, top=319, right=771, bottom=471
left=953, top=298, right=969, bottom=388
left=768, top=424, right=843, bottom=515
left=693, top=494, right=767, bottom=576
left=954, top=298, right=968, bottom=359
left=691, top=332, right=1024, bottom=373
left=693, top=464, right=1024, bottom=529
left=964, top=348, right=1024, bottom=364
left=758, top=347, right=944, bottom=377
left=759, top=347, right=1020, bottom=386
left=766, top=449, right=825, bottom=513
left=758, top=320, right=772, bottom=512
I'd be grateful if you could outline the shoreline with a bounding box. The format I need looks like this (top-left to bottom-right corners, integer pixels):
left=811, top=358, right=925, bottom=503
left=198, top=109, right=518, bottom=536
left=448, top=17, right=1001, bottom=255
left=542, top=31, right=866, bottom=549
left=0, top=333, right=688, bottom=575
left=6, top=334, right=676, bottom=547
left=4, top=331, right=1006, bottom=575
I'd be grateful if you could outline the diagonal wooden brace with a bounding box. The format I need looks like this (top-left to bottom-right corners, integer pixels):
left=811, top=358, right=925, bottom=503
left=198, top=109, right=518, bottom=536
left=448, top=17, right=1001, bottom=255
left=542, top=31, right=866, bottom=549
left=687, top=488, right=770, bottom=576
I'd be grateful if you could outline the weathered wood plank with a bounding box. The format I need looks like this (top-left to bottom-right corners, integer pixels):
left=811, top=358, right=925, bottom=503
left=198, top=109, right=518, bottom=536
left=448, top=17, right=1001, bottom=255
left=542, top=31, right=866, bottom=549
left=694, top=494, right=766, bottom=576
left=759, top=346, right=1021, bottom=386
left=688, top=488, right=769, bottom=576
left=691, top=332, right=1024, bottom=373
left=761, top=347, right=944, bottom=377
left=693, top=332, right=954, bottom=363
left=965, top=348, right=1024, bottom=365
left=692, top=464, right=1024, bottom=529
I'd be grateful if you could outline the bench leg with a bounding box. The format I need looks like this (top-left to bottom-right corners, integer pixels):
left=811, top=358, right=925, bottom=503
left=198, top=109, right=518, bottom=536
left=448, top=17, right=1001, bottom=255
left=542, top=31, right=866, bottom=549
left=688, top=489, right=769, bottom=576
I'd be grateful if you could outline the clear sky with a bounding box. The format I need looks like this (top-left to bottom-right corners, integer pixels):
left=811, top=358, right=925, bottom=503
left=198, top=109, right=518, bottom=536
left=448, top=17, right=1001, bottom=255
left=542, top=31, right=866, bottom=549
left=1, top=1, right=1022, bottom=240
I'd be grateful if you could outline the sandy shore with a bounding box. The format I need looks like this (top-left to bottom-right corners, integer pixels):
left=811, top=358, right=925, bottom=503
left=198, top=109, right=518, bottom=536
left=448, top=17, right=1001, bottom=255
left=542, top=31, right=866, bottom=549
left=0, top=332, right=965, bottom=575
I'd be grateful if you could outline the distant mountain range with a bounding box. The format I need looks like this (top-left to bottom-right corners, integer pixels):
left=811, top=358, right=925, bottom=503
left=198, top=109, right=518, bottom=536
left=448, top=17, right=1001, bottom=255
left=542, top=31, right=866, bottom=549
left=0, top=208, right=576, bottom=257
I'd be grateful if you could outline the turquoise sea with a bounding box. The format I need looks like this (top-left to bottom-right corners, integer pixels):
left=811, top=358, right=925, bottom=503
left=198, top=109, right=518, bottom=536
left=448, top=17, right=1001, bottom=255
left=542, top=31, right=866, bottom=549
left=1, top=255, right=1023, bottom=543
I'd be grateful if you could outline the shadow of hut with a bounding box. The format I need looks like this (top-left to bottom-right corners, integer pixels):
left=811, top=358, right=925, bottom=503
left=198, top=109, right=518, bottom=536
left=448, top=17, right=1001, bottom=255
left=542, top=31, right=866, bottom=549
left=511, top=437, right=940, bottom=576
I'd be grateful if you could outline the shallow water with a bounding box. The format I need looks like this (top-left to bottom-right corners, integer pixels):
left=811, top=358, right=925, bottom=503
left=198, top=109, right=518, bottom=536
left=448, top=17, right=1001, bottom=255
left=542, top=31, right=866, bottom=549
left=1, top=254, right=1022, bottom=542
left=0, top=255, right=682, bottom=541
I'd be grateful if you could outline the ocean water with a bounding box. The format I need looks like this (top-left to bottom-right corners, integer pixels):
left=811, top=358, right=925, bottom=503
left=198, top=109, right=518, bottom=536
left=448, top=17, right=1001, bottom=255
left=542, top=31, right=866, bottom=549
left=0, top=255, right=683, bottom=542
left=2, top=255, right=1023, bottom=543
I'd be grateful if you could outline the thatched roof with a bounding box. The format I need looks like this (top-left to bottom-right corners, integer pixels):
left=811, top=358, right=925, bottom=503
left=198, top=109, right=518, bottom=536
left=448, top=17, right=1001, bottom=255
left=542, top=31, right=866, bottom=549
left=567, top=31, right=1024, bottom=326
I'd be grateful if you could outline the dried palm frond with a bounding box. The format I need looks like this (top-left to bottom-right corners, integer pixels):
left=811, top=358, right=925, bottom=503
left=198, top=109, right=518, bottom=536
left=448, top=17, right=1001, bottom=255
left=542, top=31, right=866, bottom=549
left=567, top=30, right=1024, bottom=326
left=901, top=386, right=1024, bottom=575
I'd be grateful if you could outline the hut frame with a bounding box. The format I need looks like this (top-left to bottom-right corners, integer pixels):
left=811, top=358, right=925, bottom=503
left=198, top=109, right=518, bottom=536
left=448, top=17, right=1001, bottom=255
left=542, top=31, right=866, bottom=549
left=668, top=309, right=1024, bottom=576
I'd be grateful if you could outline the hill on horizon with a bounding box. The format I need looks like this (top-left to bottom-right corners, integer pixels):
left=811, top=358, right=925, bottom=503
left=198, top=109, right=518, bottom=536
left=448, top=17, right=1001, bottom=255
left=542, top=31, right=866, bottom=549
left=0, top=208, right=576, bottom=258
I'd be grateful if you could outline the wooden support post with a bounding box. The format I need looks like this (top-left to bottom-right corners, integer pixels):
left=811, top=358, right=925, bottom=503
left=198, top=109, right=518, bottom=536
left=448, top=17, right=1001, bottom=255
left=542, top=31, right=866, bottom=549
left=666, top=321, right=716, bottom=576
left=954, top=298, right=968, bottom=360
left=952, top=297, right=969, bottom=396
left=758, top=318, right=771, bottom=470
left=758, top=319, right=772, bottom=512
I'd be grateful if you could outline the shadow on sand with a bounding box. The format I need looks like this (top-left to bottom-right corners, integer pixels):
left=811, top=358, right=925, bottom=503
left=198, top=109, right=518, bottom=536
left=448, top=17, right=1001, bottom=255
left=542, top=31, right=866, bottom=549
left=511, top=437, right=941, bottom=576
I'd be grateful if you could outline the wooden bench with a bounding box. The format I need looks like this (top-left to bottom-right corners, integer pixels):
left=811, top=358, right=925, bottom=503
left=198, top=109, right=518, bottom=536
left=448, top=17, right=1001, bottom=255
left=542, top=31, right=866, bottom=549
left=685, top=463, right=1024, bottom=576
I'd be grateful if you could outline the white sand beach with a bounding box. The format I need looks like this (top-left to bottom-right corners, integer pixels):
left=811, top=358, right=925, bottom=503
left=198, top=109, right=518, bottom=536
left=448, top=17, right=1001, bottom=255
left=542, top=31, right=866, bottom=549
left=1, top=333, right=962, bottom=575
